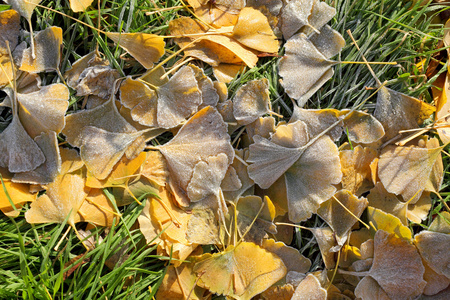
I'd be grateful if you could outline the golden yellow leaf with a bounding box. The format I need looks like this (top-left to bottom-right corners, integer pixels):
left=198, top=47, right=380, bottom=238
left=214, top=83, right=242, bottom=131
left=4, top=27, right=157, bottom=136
left=106, top=32, right=165, bottom=69
left=340, top=146, right=377, bottom=195
left=186, top=0, right=239, bottom=27
left=262, top=238, right=311, bottom=273
left=366, top=206, right=412, bottom=240
left=193, top=242, right=287, bottom=300
left=0, top=168, right=36, bottom=213
left=69, top=0, right=94, bottom=12
left=213, top=63, right=245, bottom=83
left=78, top=188, right=117, bottom=227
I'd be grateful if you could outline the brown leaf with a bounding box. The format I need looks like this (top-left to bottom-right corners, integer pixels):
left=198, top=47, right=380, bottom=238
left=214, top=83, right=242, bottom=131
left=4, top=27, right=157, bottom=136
left=0, top=9, right=20, bottom=55
left=233, top=78, right=270, bottom=125
left=292, top=274, right=327, bottom=300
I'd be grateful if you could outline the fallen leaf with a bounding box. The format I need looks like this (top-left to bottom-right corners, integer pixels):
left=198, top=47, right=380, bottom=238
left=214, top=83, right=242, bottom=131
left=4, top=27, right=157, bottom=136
left=190, top=63, right=220, bottom=108
left=339, top=146, right=377, bottom=195
left=414, top=230, right=450, bottom=278
left=193, top=242, right=287, bottom=300
left=280, top=0, right=314, bottom=40
left=310, top=226, right=338, bottom=269
left=186, top=0, right=239, bottom=27
left=78, top=188, right=117, bottom=227
left=17, top=26, right=63, bottom=73
left=292, top=273, right=327, bottom=300
left=429, top=211, right=450, bottom=234
left=0, top=167, right=36, bottom=213
left=366, top=206, right=412, bottom=240
left=233, top=78, right=270, bottom=125
left=0, top=9, right=20, bottom=55
left=106, top=32, right=165, bottom=69
left=69, top=0, right=94, bottom=12
left=262, top=238, right=311, bottom=273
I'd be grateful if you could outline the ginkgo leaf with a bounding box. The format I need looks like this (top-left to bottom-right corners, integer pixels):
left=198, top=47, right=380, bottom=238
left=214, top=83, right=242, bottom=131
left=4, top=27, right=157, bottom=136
left=140, top=151, right=169, bottom=187
left=6, top=0, right=41, bottom=22
left=155, top=263, right=206, bottom=300
left=425, top=137, right=444, bottom=195
left=69, top=0, right=94, bottom=12
left=17, top=26, right=62, bottom=73
left=193, top=242, right=287, bottom=300
left=340, top=146, right=377, bottom=195
left=292, top=274, right=327, bottom=300
left=247, top=121, right=309, bottom=189
left=317, top=190, right=368, bottom=246
left=363, top=230, right=426, bottom=300
left=230, top=7, right=279, bottom=53
left=0, top=9, right=20, bottom=55
left=245, top=116, right=276, bottom=143
left=156, top=65, right=202, bottom=129
left=12, top=131, right=60, bottom=184
left=79, top=126, right=144, bottom=180
left=0, top=168, right=36, bottom=213
left=261, top=284, right=295, bottom=300
left=86, top=151, right=146, bottom=189
left=279, top=33, right=341, bottom=107
left=232, top=195, right=277, bottom=244
left=65, top=51, right=109, bottom=90
left=309, top=25, right=346, bottom=60
left=0, top=116, right=45, bottom=173
left=186, top=208, right=222, bottom=245
left=422, top=259, right=450, bottom=296
left=233, top=78, right=270, bottom=125
left=0, top=55, right=13, bottom=88
left=280, top=0, right=313, bottom=40
left=414, top=230, right=450, bottom=278
left=213, top=63, right=245, bottom=83
left=73, top=65, right=120, bottom=99
left=78, top=188, right=117, bottom=227
left=378, top=144, right=443, bottom=203
left=285, top=134, right=341, bottom=222
left=289, top=106, right=342, bottom=141
left=62, top=99, right=136, bottom=148
left=119, top=77, right=158, bottom=127
left=186, top=0, right=239, bottom=27
left=309, top=226, right=338, bottom=269
left=374, top=87, right=435, bottom=142
left=16, top=83, right=69, bottom=138
left=339, top=109, right=385, bottom=144
left=262, top=238, right=311, bottom=273
left=354, top=276, right=390, bottom=300
left=157, top=106, right=234, bottom=194
left=366, top=206, right=412, bottom=240
left=367, top=182, right=408, bottom=225
left=429, top=211, right=450, bottom=234
left=169, top=17, right=259, bottom=68
left=105, top=32, right=165, bottom=69
left=25, top=172, right=89, bottom=227
left=187, top=153, right=229, bottom=202
left=190, top=64, right=220, bottom=108
left=222, top=149, right=254, bottom=201
left=138, top=200, right=161, bottom=244
left=306, top=0, right=336, bottom=33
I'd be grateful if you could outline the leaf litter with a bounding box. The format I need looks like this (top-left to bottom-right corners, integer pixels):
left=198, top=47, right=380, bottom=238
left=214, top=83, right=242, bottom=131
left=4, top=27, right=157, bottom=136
left=0, top=1, right=449, bottom=299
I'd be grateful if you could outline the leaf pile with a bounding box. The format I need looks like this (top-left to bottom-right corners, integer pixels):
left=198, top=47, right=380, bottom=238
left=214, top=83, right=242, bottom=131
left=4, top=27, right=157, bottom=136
left=0, top=1, right=449, bottom=299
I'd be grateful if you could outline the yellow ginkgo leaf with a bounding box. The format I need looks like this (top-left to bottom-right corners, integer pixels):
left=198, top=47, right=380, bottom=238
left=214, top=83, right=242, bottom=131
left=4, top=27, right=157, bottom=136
left=0, top=168, right=36, bottom=213
left=18, top=26, right=63, bottom=73
left=106, top=32, right=165, bottom=69
left=262, top=238, right=311, bottom=273
left=366, top=206, right=412, bottom=240
left=186, top=0, right=240, bottom=27
left=340, top=146, right=377, bottom=195
left=25, top=172, right=89, bottom=227
left=193, top=242, right=287, bottom=300
left=69, top=0, right=94, bottom=12
left=78, top=188, right=117, bottom=227
left=230, top=7, right=279, bottom=53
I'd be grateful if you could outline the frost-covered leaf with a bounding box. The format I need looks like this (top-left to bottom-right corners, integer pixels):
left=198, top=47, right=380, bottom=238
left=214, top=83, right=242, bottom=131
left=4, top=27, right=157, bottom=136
left=414, top=230, right=450, bottom=278
left=340, top=146, right=377, bottom=195
left=0, top=9, right=20, bottom=55
left=292, top=274, right=327, bottom=300
left=233, top=78, right=270, bottom=125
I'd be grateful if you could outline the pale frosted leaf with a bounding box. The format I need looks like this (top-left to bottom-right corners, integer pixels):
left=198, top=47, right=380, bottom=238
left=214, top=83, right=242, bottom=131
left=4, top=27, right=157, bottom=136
left=59, top=148, right=84, bottom=175
left=80, top=126, right=143, bottom=180
left=340, top=109, right=385, bottom=144
left=17, top=83, right=69, bottom=138
left=158, top=106, right=234, bottom=191
left=119, top=77, right=158, bottom=127
left=157, top=66, right=202, bottom=129
left=223, top=149, right=254, bottom=201
left=187, top=154, right=229, bottom=202
left=62, top=99, right=136, bottom=147
left=74, top=65, right=120, bottom=99
left=425, top=137, right=444, bottom=195
left=186, top=0, right=239, bottom=27
left=64, top=51, right=107, bottom=89
left=378, top=145, right=442, bottom=203
left=193, top=242, right=287, bottom=300
left=261, top=284, right=295, bottom=300
left=231, top=7, right=279, bottom=53
left=310, top=227, right=337, bottom=269
left=188, top=63, right=219, bottom=108
left=106, top=32, right=165, bottom=69
left=279, top=34, right=337, bottom=106
left=280, top=0, right=313, bottom=39
left=354, top=276, right=390, bottom=300
left=290, top=106, right=341, bottom=141
left=414, top=231, right=450, bottom=278
left=221, top=166, right=242, bottom=192
left=374, top=87, right=435, bottom=141
left=368, top=230, right=426, bottom=300
left=25, top=172, right=88, bottom=227
left=18, top=26, right=62, bottom=73
left=292, top=274, right=327, bottom=300
left=247, top=121, right=309, bottom=189
left=307, top=0, right=336, bottom=33
left=317, top=190, right=368, bottom=246
left=407, top=192, right=432, bottom=224
left=422, top=259, right=450, bottom=296
left=6, top=0, right=41, bottom=21
left=286, top=135, right=341, bottom=222
left=13, top=131, right=60, bottom=184
left=0, top=117, right=45, bottom=173
left=429, top=212, right=450, bottom=234
left=262, top=238, right=311, bottom=273
left=137, top=200, right=161, bottom=244
left=309, top=25, right=345, bottom=59
left=233, top=78, right=270, bottom=125
left=245, top=116, right=276, bottom=143
left=0, top=9, right=20, bottom=55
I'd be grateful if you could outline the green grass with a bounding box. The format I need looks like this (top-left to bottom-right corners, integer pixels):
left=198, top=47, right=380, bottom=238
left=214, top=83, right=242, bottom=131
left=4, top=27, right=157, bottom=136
left=1, top=0, right=449, bottom=298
